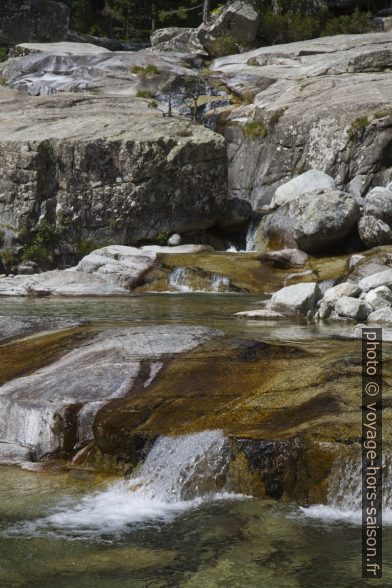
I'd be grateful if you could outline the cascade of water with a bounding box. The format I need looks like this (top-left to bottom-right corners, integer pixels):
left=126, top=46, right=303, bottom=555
left=210, top=274, right=230, bottom=293
left=168, top=267, right=230, bottom=293
left=168, top=267, right=192, bottom=292
left=302, top=454, right=392, bottom=524
left=25, top=431, right=236, bottom=536
left=245, top=218, right=258, bottom=252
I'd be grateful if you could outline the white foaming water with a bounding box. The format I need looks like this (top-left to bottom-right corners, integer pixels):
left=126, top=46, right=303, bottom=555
left=211, top=274, right=230, bottom=293
left=168, top=267, right=192, bottom=292
left=23, top=431, right=238, bottom=537
left=168, top=267, right=230, bottom=293
left=245, top=218, right=259, bottom=251
left=301, top=455, right=392, bottom=525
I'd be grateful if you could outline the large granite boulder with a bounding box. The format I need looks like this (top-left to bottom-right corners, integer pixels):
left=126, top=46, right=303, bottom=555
left=0, top=86, right=227, bottom=260
left=270, top=170, right=336, bottom=209
left=266, top=282, right=321, bottom=317
left=0, top=0, right=69, bottom=46
left=358, top=215, right=392, bottom=248
left=256, top=189, right=360, bottom=254
left=212, top=33, right=392, bottom=209
left=196, top=1, right=260, bottom=56
left=363, top=187, right=392, bottom=223
left=150, top=1, right=260, bottom=55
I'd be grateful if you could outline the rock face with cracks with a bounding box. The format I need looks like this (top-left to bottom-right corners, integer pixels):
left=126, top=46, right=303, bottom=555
left=0, top=0, right=69, bottom=46
left=0, top=86, right=227, bottom=257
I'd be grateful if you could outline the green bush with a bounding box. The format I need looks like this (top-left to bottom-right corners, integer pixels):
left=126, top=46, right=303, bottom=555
left=269, top=108, right=286, bottom=126
left=257, top=8, right=374, bottom=46
left=136, top=89, right=155, bottom=98
left=22, top=244, right=50, bottom=263
left=0, top=48, right=7, bottom=62
left=21, top=220, right=59, bottom=263
left=209, top=36, right=238, bottom=58
left=258, top=10, right=321, bottom=45
left=243, top=120, right=268, bottom=139
left=322, top=10, right=374, bottom=36
left=347, top=115, right=370, bottom=141
left=131, top=64, right=160, bottom=77
left=74, top=239, right=109, bottom=258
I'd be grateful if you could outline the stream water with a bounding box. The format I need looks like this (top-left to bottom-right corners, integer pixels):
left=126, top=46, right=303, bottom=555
left=1, top=293, right=392, bottom=586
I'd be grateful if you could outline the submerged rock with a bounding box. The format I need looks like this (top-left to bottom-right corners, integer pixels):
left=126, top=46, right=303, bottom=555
left=0, top=326, right=216, bottom=461
left=235, top=309, right=284, bottom=320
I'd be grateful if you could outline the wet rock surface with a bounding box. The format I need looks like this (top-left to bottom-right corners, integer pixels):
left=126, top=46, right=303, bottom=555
left=0, top=325, right=216, bottom=460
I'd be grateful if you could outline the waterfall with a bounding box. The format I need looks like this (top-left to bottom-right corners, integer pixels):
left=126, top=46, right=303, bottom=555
left=168, top=267, right=230, bottom=293
left=301, top=454, right=392, bottom=524
left=210, top=274, right=230, bottom=292
left=168, top=267, right=192, bottom=292
left=245, top=218, right=259, bottom=252
left=22, top=431, right=238, bottom=537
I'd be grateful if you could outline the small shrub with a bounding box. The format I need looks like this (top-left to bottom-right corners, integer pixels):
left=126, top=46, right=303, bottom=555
left=0, top=48, right=7, bottom=62
left=295, top=163, right=310, bottom=175
left=211, top=4, right=224, bottom=17
left=322, top=10, right=374, bottom=37
left=209, top=36, right=238, bottom=58
left=0, top=75, right=6, bottom=86
left=22, top=244, right=50, bottom=263
left=131, top=64, right=160, bottom=78
left=136, top=89, right=155, bottom=98
left=269, top=108, right=286, bottom=126
left=373, top=109, right=392, bottom=120
left=233, top=92, right=255, bottom=106
left=20, top=220, right=60, bottom=263
left=0, top=248, right=17, bottom=272
left=74, top=239, right=110, bottom=259
left=258, top=10, right=321, bottom=45
left=348, top=116, right=370, bottom=141
left=243, top=120, right=268, bottom=139
left=155, top=232, right=170, bottom=245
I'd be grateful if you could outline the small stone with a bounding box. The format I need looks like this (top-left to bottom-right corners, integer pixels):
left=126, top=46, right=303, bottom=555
left=323, top=281, right=361, bottom=305
left=348, top=254, right=365, bottom=270
left=364, top=286, right=392, bottom=311
left=167, top=233, right=182, bottom=246
left=368, top=307, right=392, bottom=322
left=335, top=296, right=370, bottom=321
left=358, top=215, right=392, bottom=248
left=266, top=282, right=321, bottom=317
left=358, top=269, right=392, bottom=292
left=318, top=300, right=331, bottom=319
